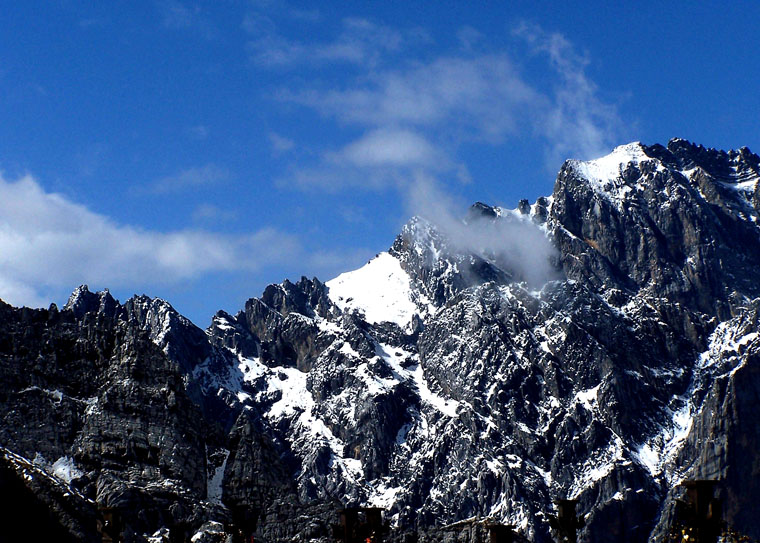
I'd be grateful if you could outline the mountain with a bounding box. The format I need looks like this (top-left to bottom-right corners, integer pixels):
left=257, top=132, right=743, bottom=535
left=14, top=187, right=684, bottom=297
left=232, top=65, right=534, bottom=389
left=1, top=138, right=759, bottom=542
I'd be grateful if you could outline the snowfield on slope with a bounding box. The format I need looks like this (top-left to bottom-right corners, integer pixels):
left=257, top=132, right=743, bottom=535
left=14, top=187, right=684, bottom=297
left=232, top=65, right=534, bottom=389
left=326, top=252, right=419, bottom=328
left=569, top=142, right=651, bottom=185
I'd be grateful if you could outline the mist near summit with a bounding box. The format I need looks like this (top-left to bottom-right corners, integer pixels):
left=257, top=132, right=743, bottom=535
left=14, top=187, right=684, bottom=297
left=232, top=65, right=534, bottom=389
left=406, top=175, right=561, bottom=289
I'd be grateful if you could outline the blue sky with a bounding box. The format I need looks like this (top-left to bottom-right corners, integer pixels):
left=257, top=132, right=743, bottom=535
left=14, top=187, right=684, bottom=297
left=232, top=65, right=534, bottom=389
left=1, top=1, right=759, bottom=326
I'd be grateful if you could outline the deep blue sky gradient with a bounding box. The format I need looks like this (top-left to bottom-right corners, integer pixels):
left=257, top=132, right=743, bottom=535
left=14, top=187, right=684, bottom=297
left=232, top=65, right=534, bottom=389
left=1, top=1, right=758, bottom=325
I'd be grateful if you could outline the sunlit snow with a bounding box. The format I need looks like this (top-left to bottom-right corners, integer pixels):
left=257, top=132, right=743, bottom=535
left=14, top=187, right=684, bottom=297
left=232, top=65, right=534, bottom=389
left=51, top=456, right=83, bottom=484
left=567, top=142, right=664, bottom=208
left=570, top=142, right=650, bottom=185
left=206, top=449, right=229, bottom=505
left=376, top=342, right=460, bottom=417
left=575, top=384, right=600, bottom=412
left=326, top=252, right=419, bottom=328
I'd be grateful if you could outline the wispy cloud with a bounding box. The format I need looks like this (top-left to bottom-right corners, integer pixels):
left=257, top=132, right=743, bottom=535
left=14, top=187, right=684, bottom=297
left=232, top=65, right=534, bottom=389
left=0, top=174, right=300, bottom=308
left=513, top=22, right=623, bottom=165
left=277, top=127, right=462, bottom=192
left=404, top=173, right=560, bottom=287
left=151, top=164, right=229, bottom=193
left=285, top=54, right=541, bottom=142
left=245, top=15, right=425, bottom=68
left=192, top=203, right=237, bottom=223
left=269, top=132, right=295, bottom=155
left=329, top=128, right=441, bottom=168
left=157, top=0, right=216, bottom=38
left=267, top=20, right=624, bottom=195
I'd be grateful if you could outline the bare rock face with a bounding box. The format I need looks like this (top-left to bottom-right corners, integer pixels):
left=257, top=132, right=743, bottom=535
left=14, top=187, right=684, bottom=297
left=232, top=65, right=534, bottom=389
left=551, top=139, right=760, bottom=319
left=2, top=139, right=760, bottom=542
left=0, top=291, right=234, bottom=540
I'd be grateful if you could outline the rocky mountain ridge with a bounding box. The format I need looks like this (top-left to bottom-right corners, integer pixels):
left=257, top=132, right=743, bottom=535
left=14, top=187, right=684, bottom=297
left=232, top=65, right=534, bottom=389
left=1, top=138, right=759, bottom=542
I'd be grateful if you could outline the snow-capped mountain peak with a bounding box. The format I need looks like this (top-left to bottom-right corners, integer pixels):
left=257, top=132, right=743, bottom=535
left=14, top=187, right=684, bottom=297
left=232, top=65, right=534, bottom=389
left=4, top=140, right=760, bottom=543
left=567, top=141, right=651, bottom=185
left=326, top=252, right=428, bottom=328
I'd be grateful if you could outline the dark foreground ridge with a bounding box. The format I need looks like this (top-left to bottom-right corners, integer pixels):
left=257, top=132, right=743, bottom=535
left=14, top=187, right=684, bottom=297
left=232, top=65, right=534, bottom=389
left=1, top=139, right=760, bottom=542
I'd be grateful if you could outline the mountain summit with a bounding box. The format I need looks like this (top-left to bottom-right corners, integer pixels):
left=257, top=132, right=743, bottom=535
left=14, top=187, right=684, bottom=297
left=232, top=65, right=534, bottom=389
left=1, top=140, right=759, bottom=542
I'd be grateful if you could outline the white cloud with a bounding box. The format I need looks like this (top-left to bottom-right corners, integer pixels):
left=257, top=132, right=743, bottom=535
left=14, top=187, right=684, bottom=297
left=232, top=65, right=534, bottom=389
left=277, top=128, right=459, bottom=192
left=245, top=15, right=423, bottom=68
left=268, top=20, right=625, bottom=195
left=272, top=52, right=545, bottom=191
left=285, top=38, right=622, bottom=163
left=514, top=22, right=623, bottom=164
left=287, top=54, right=541, bottom=142
left=257, top=20, right=615, bottom=287
left=0, top=275, right=51, bottom=310
left=0, top=174, right=301, bottom=308
left=405, top=173, right=560, bottom=287
left=330, top=128, right=440, bottom=168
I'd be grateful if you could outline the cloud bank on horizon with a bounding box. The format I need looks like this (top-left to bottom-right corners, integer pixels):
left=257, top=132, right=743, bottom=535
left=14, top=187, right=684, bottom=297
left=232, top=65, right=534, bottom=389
left=0, top=174, right=301, bottom=308
left=0, top=4, right=627, bottom=320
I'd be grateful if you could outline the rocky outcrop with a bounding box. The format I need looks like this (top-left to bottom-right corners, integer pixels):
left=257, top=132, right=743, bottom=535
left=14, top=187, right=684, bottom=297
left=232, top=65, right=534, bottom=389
left=0, top=292, right=232, bottom=540
left=551, top=140, right=760, bottom=319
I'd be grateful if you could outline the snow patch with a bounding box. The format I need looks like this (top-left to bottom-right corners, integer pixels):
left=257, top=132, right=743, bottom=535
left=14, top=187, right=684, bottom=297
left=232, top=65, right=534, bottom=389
left=238, top=356, right=266, bottom=383
left=568, top=142, right=663, bottom=208
left=634, top=315, right=758, bottom=480
left=190, top=521, right=226, bottom=543
left=33, top=453, right=84, bottom=484
left=569, top=434, right=624, bottom=499
left=570, top=143, right=649, bottom=182
left=51, top=456, right=83, bottom=483
left=211, top=316, right=234, bottom=331
left=327, top=252, right=421, bottom=328
left=377, top=341, right=459, bottom=417
left=266, top=366, right=311, bottom=418
left=721, top=177, right=759, bottom=193
left=413, top=364, right=460, bottom=417
left=368, top=479, right=403, bottom=509
left=206, top=449, right=229, bottom=505
left=634, top=396, right=693, bottom=482
left=575, top=384, right=600, bottom=411
left=699, top=320, right=758, bottom=372
left=20, top=386, right=64, bottom=403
